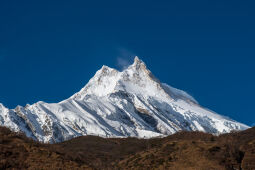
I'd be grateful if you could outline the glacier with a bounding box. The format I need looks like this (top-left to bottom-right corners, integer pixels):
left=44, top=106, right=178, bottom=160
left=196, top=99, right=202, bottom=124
left=0, top=56, right=249, bottom=143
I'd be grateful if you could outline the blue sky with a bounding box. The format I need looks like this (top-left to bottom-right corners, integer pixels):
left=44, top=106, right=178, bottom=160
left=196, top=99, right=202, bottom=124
left=0, top=0, right=254, bottom=126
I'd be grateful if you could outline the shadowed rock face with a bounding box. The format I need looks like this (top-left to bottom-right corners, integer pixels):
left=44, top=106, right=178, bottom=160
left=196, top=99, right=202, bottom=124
left=1, top=126, right=255, bottom=170
left=135, top=107, right=159, bottom=132
left=0, top=57, right=249, bottom=143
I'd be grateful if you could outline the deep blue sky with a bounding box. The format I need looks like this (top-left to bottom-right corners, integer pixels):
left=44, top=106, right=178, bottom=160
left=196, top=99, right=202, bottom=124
left=0, top=0, right=254, bottom=126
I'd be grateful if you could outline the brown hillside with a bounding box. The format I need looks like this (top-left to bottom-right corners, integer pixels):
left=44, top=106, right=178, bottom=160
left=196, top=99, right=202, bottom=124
left=1, top=126, right=255, bottom=170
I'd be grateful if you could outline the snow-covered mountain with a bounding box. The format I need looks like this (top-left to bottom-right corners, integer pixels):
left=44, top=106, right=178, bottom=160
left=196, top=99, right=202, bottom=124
left=0, top=57, right=249, bottom=143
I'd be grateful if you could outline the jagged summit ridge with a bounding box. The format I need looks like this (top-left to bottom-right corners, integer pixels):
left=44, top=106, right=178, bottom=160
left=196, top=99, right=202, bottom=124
left=73, top=56, right=161, bottom=99
left=0, top=56, right=250, bottom=143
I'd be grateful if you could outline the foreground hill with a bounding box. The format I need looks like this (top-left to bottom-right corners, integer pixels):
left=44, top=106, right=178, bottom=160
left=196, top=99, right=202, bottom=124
left=1, top=126, right=255, bottom=170
left=0, top=57, right=249, bottom=143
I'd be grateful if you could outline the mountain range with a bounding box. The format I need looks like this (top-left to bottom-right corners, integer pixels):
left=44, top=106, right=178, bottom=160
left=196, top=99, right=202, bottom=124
left=0, top=57, right=249, bottom=143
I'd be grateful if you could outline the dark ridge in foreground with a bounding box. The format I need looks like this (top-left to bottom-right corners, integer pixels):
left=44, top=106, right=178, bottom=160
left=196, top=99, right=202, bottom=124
left=1, top=127, right=255, bottom=170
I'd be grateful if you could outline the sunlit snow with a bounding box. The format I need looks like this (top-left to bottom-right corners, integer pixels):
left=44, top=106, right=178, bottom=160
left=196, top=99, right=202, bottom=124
left=0, top=56, right=249, bottom=143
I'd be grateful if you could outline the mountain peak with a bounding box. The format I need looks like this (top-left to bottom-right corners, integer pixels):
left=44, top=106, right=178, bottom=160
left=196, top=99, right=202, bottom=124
left=128, top=56, right=149, bottom=73
left=133, top=56, right=145, bottom=67
left=134, top=56, right=143, bottom=64
left=95, top=65, right=119, bottom=78
left=100, top=65, right=115, bottom=72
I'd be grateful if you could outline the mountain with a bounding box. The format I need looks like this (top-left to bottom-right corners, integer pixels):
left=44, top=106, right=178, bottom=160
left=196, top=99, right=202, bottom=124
left=0, top=57, right=249, bottom=143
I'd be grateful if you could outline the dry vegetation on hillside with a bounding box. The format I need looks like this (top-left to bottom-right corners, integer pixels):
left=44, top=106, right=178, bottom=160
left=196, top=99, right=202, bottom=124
left=1, top=126, right=255, bottom=170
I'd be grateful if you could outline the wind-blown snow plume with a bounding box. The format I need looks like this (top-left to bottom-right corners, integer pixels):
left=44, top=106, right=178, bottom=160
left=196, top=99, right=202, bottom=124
left=116, top=48, right=136, bottom=70
left=117, top=57, right=132, bottom=70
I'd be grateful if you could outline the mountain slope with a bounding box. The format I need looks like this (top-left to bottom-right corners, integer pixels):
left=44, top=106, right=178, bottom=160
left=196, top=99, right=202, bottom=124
left=0, top=57, right=249, bottom=143
left=1, top=126, right=255, bottom=169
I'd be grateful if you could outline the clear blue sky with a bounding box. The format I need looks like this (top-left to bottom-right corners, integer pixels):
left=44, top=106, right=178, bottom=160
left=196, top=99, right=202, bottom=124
left=0, top=0, right=254, bottom=126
